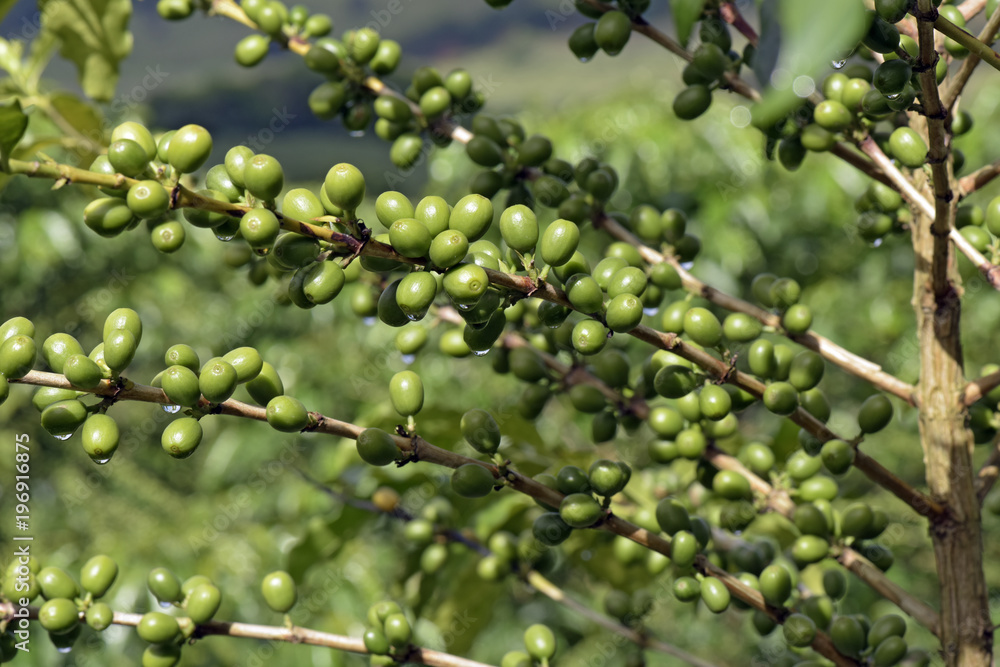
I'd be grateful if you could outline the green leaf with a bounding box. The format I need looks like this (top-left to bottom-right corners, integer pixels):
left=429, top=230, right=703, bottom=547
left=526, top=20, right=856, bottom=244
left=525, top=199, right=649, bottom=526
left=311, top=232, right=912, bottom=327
left=50, top=93, right=103, bottom=142
left=672, top=0, right=707, bottom=47
left=40, top=0, right=134, bottom=102
left=0, top=99, right=28, bottom=167
left=751, top=0, right=866, bottom=130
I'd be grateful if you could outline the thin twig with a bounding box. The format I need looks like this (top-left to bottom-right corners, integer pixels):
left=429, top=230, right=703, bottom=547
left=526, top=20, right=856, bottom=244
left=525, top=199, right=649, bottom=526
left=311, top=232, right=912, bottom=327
left=934, top=14, right=1000, bottom=75
left=957, top=158, right=1000, bottom=196
left=524, top=572, right=720, bottom=667
left=962, top=369, right=1000, bottom=405
left=0, top=603, right=491, bottom=667
left=719, top=2, right=758, bottom=47
left=5, top=370, right=855, bottom=664
left=942, top=1, right=1000, bottom=109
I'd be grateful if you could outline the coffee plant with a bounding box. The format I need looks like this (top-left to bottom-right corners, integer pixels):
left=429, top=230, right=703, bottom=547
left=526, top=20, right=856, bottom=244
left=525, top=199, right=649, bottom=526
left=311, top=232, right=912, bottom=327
left=1, top=0, right=1000, bottom=665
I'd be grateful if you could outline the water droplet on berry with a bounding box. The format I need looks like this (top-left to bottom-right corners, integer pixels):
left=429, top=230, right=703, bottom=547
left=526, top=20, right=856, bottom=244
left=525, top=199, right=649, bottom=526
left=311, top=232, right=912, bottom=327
left=832, top=60, right=847, bottom=69
left=456, top=303, right=474, bottom=311
left=54, top=434, right=72, bottom=441
left=215, top=230, right=237, bottom=242
left=643, top=307, right=659, bottom=316
left=92, top=456, right=112, bottom=465
left=162, top=404, right=181, bottom=414
left=57, top=646, right=72, bottom=654
left=578, top=56, right=592, bottom=63
left=159, top=600, right=173, bottom=609
left=406, top=313, right=421, bottom=322
left=472, top=348, right=490, bottom=357
left=401, top=354, right=416, bottom=365
left=680, top=261, right=695, bottom=270
left=870, top=238, right=884, bottom=248
left=885, top=93, right=900, bottom=100
left=349, top=129, right=366, bottom=138
left=362, top=316, right=376, bottom=326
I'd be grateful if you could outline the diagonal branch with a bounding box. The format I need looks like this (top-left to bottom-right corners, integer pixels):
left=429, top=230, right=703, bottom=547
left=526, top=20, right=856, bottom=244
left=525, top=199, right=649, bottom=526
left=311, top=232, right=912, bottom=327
left=4, top=372, right=856, bottom=664
left=0, top=603, right=491, bottom=667
left=941, top=1, right=1000, bottom=109
left=596, top=214, right=919, bottom=404
left=957, top=158, right=1000, bottom=196
left=962, top=369, right=1000, bottom=405
left=933, top=13, right=1000, bottom=76
left=857, top=136, right=1000, bottom=289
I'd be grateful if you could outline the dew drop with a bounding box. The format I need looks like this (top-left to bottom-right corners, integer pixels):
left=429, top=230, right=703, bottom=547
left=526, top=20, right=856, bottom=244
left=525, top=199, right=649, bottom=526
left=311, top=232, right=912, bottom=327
left=56, top=646, right=72, bottom=654
left=578, top=56, right=591, bottom=63
left=885, top=93, right=900, bottom=100
left=831, top=59, right=847, bottom=69
left=401, top=354, right=416, bottom=365
left=215, top=231, right=237, bottom=242
left=91, top=456, right=112, bottom=465
left=362, top=316, right=376, bottom=326
left=54, top=434, right=72, bottom=441
left=680, top=261, right=695, bottom=270
left=870, top=238, right=884, bottom=248
left=545, top=322, right=561, bottom=329
left=456, top=303, right=474, bottom=311
left=159, top=600, right=173, bottom=609
left=643, top=307, right=659, bottom=317
left=349, top=130, right=366, bottom=138
left=472, top=349, right=490, bottom=357
left=405, top=313, right=422, bottom=322
left=162, top=404, right=181, bottom=414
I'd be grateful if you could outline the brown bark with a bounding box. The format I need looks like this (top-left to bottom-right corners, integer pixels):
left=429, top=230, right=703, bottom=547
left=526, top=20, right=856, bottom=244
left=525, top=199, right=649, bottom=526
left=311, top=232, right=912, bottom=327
left=912, top=209, right=993, bottom=666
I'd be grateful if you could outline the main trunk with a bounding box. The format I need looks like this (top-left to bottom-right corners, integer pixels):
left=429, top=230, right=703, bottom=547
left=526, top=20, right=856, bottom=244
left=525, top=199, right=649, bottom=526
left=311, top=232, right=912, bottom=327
left=912, top=211, right=993, bottom=666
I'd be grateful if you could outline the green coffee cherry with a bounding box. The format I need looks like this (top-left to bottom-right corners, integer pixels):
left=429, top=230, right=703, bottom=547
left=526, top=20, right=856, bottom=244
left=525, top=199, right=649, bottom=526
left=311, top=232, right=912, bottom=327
left=499, top=204, right=538, bottom=253
left=429, top=230, right=469, bottom=269
left=246, top=362, right=283, bottom=405
left=605, top=293, right=643, bottom=333
left=199, top=359, right=238, bottom=403
left=356, top=428, right=399, bottom=466
left=784, top=613, right=817, bottom=647
left=260, top=571, right=297, bottom=613
left=150, top=220, right=186, bottom=253
left=389, top=370, right=423, bottom=416
left=323, top=162, right=365, bottom=212
left=451, top=463, right=496, bottom=497
left=80, top=414, right=120, bottom=463
left=161, top=417, right=203, bottom=458
left=167, top=124, right=212, bottom=174
left=148, top=567, right=182, bottom=603
left=0, top=334, right=36, bottom=378
left=85, top=602, right=114, bottom=631
left=243, top=154, right=285, bottom=201
left=683, top=307, right=722, bottom=347
left=523, top=624, right=556, bottom=661
left=265, top=395, right=310, bottom=432
left=594, top=10, right=631, bottom=55
left=42, top=334, right=84, bottom=374
left=539, top=219, right=580, bottom=267
left=888, top=127, right=927, bottom=169
left=186, top=583, right=222, bottom=624
left=443, top=263, right=489, bottom=307
left=137, top=611, right=181, bottom=645
left=389, top=218, right=432, bottom=258
left=38, top=598, right=80, bottom=635
left=700, top=577, right=730, bottom=613
left=461, top=408, right=501, bottom=455
left=80, top=555, right=118, bottom=598
left=41, top=399, right=89, bottom=437
left=38, top=566, right=80, bottom=600
left=142, top=644, right=182, bottom=667
left=858, top=393, right=893, bottom=433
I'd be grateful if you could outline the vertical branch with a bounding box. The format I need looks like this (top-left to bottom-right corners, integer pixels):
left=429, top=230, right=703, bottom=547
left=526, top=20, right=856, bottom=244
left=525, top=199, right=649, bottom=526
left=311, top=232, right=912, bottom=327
left=912, top=3, right=993, bottom=665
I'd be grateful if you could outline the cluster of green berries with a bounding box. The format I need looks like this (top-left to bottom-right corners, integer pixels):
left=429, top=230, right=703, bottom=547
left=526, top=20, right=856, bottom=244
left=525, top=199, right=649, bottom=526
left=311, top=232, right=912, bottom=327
left=1, top=555, right=118, bottom=657
left=529, top=459, right=630, bottom=546
left=0, top=309, right=313, bottom=464
left=1, top=310, right=141, bottom=462
left=500, top=623, right=557, bottom=667
left=362, top=600, right=414, bottom=663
